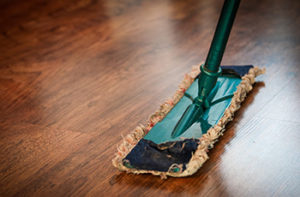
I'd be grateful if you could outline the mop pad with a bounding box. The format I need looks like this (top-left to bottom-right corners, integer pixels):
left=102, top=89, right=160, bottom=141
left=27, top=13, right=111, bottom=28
left=112, top=64, right=265, bottom=178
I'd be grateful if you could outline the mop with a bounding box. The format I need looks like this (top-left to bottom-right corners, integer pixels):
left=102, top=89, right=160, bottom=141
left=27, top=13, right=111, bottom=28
left=112, top=0, right=265, bottom=178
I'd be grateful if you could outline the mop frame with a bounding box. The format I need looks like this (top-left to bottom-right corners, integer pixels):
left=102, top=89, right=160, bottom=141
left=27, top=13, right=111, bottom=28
left=112, top=64, right=265, bottom=179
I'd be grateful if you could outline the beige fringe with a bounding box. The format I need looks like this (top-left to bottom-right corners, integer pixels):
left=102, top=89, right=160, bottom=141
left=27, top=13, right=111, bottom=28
left=112, top=64, right=265, bottom=179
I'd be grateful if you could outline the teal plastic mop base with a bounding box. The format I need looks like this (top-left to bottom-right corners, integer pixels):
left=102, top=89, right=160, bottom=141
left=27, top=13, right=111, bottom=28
left=144, top=76, right=241, bottom=144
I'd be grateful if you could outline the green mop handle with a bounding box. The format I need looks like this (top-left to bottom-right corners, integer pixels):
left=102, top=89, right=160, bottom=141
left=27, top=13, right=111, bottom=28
left=197, top=0, right=241, bottom=104
left=171, top=0, right=241, bottom=138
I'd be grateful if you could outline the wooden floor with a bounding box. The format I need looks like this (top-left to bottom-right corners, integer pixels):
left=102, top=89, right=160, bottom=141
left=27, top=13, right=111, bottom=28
left=0, top=0, right=299, bottom=196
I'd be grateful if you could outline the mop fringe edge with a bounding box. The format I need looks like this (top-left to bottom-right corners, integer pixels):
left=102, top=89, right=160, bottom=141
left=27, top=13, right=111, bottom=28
left=112, top=64, right=265, bottom=179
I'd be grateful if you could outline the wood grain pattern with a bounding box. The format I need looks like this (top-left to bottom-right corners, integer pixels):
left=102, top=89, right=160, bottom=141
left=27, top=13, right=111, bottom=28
left=0, top=0, right=299, bottom=196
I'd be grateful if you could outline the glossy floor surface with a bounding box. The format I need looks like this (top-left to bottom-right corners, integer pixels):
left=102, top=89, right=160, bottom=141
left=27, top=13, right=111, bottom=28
left=0, top=0, right=299, bottom=196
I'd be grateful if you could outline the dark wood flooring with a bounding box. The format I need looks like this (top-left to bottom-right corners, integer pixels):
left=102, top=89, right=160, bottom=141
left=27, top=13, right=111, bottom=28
left=0, top=0, right=299, bottom=196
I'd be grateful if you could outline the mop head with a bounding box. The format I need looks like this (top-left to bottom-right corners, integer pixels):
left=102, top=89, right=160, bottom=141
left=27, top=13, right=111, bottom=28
left=112, top=64, right=265, bottom=179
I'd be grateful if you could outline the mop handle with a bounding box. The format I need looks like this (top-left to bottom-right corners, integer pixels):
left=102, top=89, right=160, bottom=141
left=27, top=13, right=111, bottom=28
left=171, top=0, right=242, bottom=138
left=204, top=0, right=241, bottom=72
